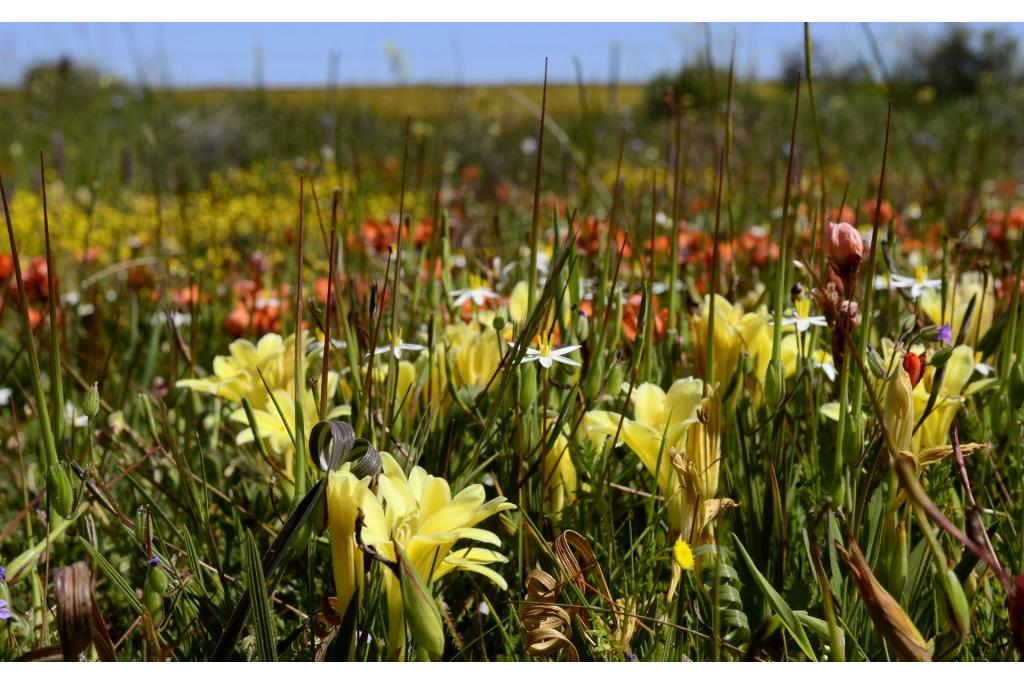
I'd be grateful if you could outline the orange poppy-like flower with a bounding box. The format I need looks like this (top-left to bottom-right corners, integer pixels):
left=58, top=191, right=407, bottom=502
left=0, top=253, right=12, bottom=281
left=461, top=164, right=481, bottom=184
left=314, top=277, right=331, bottom=304
left=413, top=218, right=434, bottom=247
left=28, top=306, right=45, bottom=329
left=127, top=264, right=156, bottom=291
left=224, top=306, right=250, bottom=338
left=18, top=257, right=56, bottom=302
left=621, top=293, right=668, bottom=343
left=164, top=284, right=204, bottom=308
left=357, top=218, right=403, bottom=253
left=861, top=199, right=893, bottom=226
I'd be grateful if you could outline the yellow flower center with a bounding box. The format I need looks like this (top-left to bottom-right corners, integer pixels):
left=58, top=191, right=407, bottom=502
left=537, top=333, right=553, bottom=358
left=794, top=298, right=811, bottom=320
left=673, top=539, right=695, bottom=571
left=468, top=273, right=484, bottom=290
left=914, top=265, right=929, bottom=284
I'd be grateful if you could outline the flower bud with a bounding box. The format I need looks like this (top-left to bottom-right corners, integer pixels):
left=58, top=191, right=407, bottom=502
left=867, top=346, right=886, bottom=379
left=887, top=521, right=908, bottom=597
left=824, top=222, right=863, bottom=270
left=574, top=311, right=589, bottom=342
left=147, top=564, right=169, bottom=594
left=764, top=358, right=783, bottom=407
left=902, top=352, right=924, bottom=389
left=584, top=355, right=604, bottom=402
left=396, top=546, right=445, bottom=660
left=83, top=382, right=100, bottom=418
left=929, top=347, right=953, bottom=369
left=47, top=463, right=73, bottom=519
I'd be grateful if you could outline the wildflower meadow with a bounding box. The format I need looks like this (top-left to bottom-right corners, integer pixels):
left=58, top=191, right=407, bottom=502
left=2, top=18, right=1024, bottom=665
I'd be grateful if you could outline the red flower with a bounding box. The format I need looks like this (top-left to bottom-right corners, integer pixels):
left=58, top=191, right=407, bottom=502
left=903, top=352, right=924, bottom=389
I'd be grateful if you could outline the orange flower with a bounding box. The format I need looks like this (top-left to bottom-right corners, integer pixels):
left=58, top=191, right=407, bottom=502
left=224, top=306, right=250, bottom=338
left=0, top=253, right=12, bottom=281
left=621, top=293, right=668, bottom=343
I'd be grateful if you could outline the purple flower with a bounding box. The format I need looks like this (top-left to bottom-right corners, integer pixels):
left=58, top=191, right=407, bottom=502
left=0, top=564, right=6, bottom=583
left=148, top=555, right=160, bottom=567
left=0, top=599, right=11, bottom=621
left=938, top=323, right=953, bottom=345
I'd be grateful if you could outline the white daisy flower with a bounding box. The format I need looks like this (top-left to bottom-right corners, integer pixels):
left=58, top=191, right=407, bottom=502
left=450, top=275, right=500, bottom=307
left=371, top=334, right=426, bottom=360
left=888, top=265, right=943, bottom=298
left=0, top=387, right=12, bottom=406
left=516, top=334, right=581, bottom=369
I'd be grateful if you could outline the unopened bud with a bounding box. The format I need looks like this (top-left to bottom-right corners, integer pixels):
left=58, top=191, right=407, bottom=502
left=83, top=382, right=100, bottom=417
left=824, top=222, right=863, bottom=270
left=867, top=346, right=886, bottom=379
left=396, top=545, right=444, bottom=660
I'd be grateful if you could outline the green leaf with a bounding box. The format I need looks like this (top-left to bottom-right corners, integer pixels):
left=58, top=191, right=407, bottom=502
left=732, top=533, right=817, bottom=661
left=81, top=538, right=144, bottom=614
left=243, top=530, right=277, bottom=662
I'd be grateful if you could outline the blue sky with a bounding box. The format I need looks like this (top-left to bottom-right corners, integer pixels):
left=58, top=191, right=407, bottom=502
left=0, top=23, right=1021, bottom=87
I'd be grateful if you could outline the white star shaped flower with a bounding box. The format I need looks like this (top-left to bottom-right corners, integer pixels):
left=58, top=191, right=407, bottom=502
left=774, top=298, right=827, bottom=333
left=515, top=334, right=581, bottom=369
left=888, top=265, right=942, bottom=298
left=371, top=334, right=426, bottom=360
left=450, top=276, right=500, bottom=307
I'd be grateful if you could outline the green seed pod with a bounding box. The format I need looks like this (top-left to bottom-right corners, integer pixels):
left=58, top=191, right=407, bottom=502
left=606, top=362, right=624, bottom=396
left=144, top=584, right=163, bottom=621
left=83, top=382, right=100, bottom=417
left=764, top=358, right=783, bottom=407
left=395, top=546, right=444, bottom=661
left=574, top=312, right=589, bottom=342
left=887, top=522, right=908, bottom=597
left=518, top=366, right=537, bottom=408
left=492, top=316, right=505, bottom=333
left=135, top=507, right=149, bottom=547
left=867, top=346, right=887, bottom=379
left=584, top=355, right=605, bottom=402
left=147, top=565, right=170, bottom=594
left=939, top=568, right=970, bottom=637
left=1009, top=361, right=1024, bottom=408
left=929, top=347, right=953, bottom=369
left=47, top=462, right=73, bottom=519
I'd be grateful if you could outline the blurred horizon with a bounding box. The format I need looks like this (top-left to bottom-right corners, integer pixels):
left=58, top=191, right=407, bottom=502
left=1, top=22, right=1022, bottom=89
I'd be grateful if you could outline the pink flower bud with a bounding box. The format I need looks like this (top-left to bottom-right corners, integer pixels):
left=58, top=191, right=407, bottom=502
left=824, top=222, right=863, bottom=269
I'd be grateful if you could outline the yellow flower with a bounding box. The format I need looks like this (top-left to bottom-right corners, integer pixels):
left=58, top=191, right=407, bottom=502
left=885, top=364, right=915, bottom=454
left=326, top=462, right=387, bottom=619
left=228, top=383, right=348, bottom=479
left=373, top=453, right=516, bottom=657
left=690, top=294, right=772, bottom=402
left=176, top=332, right=297, bottom=409
left=780, top=334, right=837, bottom=382
left=918, top=271, right=994, bottom=352
left=910, top=345, right=975, bottom=453
left=673, top=539, right=695, bottom=571
left=587, top=378, right=717, bottom=536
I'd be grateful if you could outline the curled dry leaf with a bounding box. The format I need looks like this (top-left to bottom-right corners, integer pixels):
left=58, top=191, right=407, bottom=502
left=54, top=561, right=117, bottom=662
